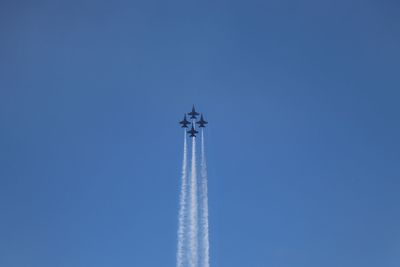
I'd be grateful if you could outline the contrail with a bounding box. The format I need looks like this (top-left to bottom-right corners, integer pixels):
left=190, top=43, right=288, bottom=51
left=200, top=129, right=210, bottom=267
left=188, top=135, right=199, bottom=267
left=176, top=130, right=188, bottom=267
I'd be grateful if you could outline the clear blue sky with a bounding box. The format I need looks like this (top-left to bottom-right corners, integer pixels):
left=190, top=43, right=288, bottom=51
left=1, top=0, right=400, bottom=266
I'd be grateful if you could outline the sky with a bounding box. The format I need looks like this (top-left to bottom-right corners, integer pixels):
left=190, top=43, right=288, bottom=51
left=1, top=0, right=400, bottom=266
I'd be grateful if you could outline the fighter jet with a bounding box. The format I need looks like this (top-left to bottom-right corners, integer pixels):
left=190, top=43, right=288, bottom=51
left=196, top=114, right=208, bottom=128
left=187, top=123, right=198, bottom=137
left=179, top=114, right=190, bottom=128
left=188, top=105, right=199, bottom=119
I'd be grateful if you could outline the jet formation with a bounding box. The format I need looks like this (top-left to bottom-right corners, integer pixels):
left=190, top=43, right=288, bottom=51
left=179, top=105, right=208, bottom=137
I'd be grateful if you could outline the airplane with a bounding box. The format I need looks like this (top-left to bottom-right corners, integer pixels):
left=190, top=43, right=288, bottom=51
left=196, top=114, right=208, bottom=128
left=188, top=105, right=199, bottom=119
left=187, top=123, right=198, bottom=137
left=179, top=114, right=190, bottom=128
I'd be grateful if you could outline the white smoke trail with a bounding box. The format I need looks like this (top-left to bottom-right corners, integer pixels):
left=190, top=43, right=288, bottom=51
left=188, top=135, right=198, bottom=267
left=176, top=130, right=188, bottom=267
left=200, top=129, right=210, bottom=267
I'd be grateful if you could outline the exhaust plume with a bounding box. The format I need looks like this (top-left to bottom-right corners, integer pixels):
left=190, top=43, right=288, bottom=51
left=200, top=130, right=210, bottom=267
left=188, top=136, right=199, bottom=267
left=176, top=131, right=188, bottom=267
